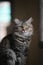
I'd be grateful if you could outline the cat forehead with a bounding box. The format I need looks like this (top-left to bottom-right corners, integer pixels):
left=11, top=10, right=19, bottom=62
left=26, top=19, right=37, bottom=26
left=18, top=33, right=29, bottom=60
left=14, top=17, right=33, bottom=26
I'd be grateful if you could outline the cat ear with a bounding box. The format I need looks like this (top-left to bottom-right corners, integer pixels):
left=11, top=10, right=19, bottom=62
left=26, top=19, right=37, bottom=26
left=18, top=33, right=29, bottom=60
left=14, top=18, right=20, bottom=25
left=14, top=18, right=22, bottom=26
left=26, top=17, right=33, bottom=24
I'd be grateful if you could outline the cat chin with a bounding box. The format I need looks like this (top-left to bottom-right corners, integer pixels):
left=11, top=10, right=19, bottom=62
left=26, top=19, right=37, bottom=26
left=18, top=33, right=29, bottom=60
left=23, top=32, right=30, bottom=36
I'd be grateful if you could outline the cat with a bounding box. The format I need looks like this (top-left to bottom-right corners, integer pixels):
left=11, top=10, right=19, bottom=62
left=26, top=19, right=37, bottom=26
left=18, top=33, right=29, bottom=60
left=0, top=17, right=33, bottom=65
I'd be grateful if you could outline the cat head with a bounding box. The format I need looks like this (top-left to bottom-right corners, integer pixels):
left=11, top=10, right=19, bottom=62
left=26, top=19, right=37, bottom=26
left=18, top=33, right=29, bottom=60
left=14, top=17, right=33, bottom=38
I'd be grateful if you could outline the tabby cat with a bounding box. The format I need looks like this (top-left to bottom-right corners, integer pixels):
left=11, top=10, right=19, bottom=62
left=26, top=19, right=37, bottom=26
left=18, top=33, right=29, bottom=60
left=0, top=17, right=33, bottom=65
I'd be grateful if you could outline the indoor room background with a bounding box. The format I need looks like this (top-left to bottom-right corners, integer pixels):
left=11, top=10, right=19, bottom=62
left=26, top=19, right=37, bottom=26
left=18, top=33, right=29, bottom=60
left=0, top=0, right=42, bottom=65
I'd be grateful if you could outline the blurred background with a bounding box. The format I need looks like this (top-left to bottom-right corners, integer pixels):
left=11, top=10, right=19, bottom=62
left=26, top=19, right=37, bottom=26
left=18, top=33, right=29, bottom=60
left=0, top=0, right=43, bottom=65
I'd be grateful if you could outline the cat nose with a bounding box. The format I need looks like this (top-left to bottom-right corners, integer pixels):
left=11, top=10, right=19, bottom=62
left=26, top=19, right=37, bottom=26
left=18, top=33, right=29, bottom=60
left=22, top=28, right=26, bottom=32
left=22, top=28, right=25, bottom=32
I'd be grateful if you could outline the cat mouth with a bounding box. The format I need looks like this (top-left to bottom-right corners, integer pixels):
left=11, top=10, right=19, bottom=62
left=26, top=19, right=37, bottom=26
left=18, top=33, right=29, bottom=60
left=22, top=30, right=27, bottom=33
